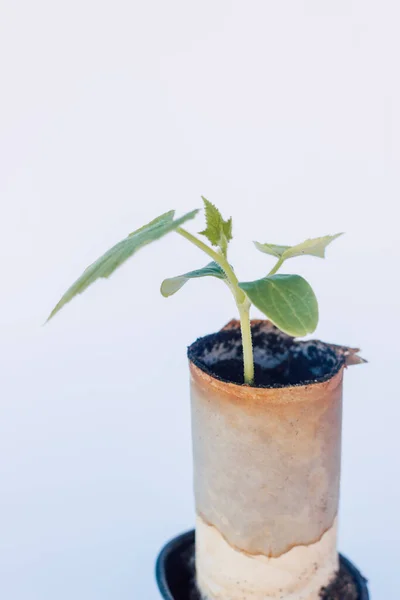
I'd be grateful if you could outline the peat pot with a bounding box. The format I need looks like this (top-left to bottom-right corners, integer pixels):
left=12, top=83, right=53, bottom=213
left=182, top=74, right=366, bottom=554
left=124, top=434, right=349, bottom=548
left=156, top=320, right=369, bottom=600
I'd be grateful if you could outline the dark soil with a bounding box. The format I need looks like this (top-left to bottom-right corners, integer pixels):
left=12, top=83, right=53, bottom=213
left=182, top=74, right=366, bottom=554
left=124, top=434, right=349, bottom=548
left=188, top=321, right=346, bottom=388
left=209, top=355, right=332, bottom=387
left=319, top=562, right=360, bottom=599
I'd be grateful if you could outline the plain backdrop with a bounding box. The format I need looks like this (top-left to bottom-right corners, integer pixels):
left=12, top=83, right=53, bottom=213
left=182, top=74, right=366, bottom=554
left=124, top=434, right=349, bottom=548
left=0, top=1, right=399, bottom=598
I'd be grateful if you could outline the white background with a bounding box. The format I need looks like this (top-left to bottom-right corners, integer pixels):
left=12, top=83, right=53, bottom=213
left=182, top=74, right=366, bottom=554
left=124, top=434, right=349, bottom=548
left=0, top=1, right=398, bottom=598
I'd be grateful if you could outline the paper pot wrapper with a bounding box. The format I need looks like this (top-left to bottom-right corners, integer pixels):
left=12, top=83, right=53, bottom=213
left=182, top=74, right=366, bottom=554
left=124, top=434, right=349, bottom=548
left=187, top=320, right=365, bottom=600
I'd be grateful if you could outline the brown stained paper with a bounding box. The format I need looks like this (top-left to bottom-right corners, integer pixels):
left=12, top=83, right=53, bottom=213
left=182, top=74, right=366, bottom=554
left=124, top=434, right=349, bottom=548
left=189, top=320, right=365, bottom=558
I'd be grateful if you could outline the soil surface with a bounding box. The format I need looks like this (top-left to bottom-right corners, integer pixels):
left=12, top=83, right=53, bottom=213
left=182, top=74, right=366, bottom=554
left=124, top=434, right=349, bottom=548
left=188, top=321, right=345, bottom=388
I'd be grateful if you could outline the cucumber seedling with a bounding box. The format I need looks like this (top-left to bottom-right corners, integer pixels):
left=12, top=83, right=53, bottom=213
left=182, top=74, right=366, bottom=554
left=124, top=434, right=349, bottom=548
left=47, top=198, right=342, bottom=385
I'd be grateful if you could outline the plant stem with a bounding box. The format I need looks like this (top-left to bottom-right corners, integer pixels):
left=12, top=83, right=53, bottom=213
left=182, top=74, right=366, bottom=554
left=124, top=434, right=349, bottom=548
left=238, top=300, right=254, bottom=384
left=268, top=257, right=284, bottom=276
left=176, top=228, right=245, bottom=304
left=176, top=227, right=254, bottom=384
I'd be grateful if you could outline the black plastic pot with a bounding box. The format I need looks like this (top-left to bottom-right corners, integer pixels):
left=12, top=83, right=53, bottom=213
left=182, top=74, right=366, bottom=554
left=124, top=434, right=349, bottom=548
left=155, top=530, right=369, bottom=600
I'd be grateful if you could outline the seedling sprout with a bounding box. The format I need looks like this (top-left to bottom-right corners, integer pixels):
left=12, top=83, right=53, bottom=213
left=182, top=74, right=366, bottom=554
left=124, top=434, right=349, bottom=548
left=48, top=198, right=342, bottom=384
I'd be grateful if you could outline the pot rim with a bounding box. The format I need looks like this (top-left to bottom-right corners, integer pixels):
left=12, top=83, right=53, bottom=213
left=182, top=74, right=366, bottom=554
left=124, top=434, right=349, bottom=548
left=189, top=360, right=345, bottom=404
left=187, top=319, right=364, bottom=393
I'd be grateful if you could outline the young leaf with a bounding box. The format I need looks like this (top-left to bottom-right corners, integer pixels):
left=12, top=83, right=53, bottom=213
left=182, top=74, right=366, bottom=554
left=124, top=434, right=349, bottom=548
left=199, top=196, right=232, bottom=254
left=239, top=274, right=318, bottom=337
left=254, top=233, right=343, bottom=261
left=128, top=210, right=175, bottom=236
left=253, top=242, right=290, bottom=258
left=160, top=261, right=226, bottom=297
left=47, top=209, right=199, bottom=322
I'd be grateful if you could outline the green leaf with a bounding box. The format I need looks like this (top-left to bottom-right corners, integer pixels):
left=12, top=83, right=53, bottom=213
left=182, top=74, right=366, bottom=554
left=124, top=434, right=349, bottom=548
left=160, top=261, right=226, bottom=297
left=222, top=216, right=233, bottom=243
left=254, top=233, right=343, bottom=261
left=253, top=242, right=290, bottom=258
left=239, top=274, right=319, bottom=337
left=128, top=210, right=175, bottom=236
left=47, top=209, right=199, bottom=322
left=199, top=196, right=233, bottom=254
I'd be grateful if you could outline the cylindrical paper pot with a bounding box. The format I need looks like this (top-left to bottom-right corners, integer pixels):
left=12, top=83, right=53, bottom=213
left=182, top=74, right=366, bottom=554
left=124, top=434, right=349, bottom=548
left=188, top=320, right=363, bottom=600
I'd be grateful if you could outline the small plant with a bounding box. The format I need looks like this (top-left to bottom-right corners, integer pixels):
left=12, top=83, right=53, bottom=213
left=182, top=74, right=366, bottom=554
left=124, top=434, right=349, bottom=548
left=48, top=198, right=342, bottom=384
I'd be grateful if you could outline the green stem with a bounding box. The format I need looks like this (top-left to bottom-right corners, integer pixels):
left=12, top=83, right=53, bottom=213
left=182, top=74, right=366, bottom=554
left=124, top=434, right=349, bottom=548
left=268, top=257, right=284, bottom=276
left=176, top=228, right=245, bottom=304
left=176, top=227, right=254, bottom=384
left=238, top=300, right=254, bottom=384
